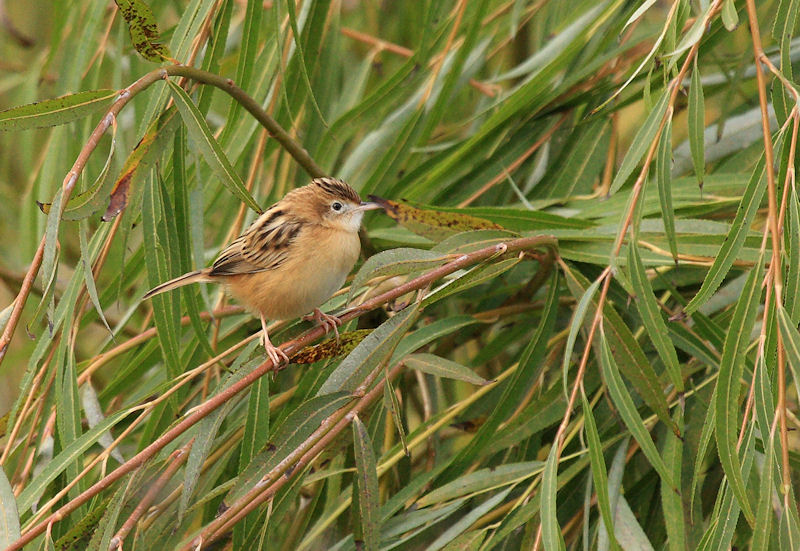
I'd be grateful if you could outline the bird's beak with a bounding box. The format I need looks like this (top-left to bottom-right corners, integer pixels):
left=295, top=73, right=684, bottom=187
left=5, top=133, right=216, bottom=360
left=356, top=201, right=382, bottom=212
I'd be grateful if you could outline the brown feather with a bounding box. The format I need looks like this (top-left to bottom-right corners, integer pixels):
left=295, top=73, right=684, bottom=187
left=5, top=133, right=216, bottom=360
left=144, top=177, right=366, bottom=323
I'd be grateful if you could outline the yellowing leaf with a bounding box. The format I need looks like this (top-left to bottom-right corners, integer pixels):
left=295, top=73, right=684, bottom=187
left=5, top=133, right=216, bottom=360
left=114, top=0, right=171, bottom=62
left=369, top=196, right=503, bottom=241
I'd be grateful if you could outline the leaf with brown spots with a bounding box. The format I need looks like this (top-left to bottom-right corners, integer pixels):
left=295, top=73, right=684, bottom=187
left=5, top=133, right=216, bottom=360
left=102, top=108, right=178, bottom=221
left=114, top=0, right=171, bottom=62
left=368, top=196, right=503, bottom=241
left=290, top=330, right=373, bottom=364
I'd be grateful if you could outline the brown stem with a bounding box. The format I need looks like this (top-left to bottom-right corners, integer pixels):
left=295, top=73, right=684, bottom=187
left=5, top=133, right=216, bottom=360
left=744, top=0, right=792, bottom=502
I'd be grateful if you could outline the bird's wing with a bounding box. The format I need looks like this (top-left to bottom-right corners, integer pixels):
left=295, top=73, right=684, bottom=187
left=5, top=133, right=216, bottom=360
left=209, top=208, right=304, bottom=276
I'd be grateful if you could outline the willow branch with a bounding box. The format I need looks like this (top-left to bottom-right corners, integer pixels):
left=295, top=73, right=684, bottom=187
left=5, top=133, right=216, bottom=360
left=744, top=0, right=792, bottom=500
left=0, top=63, right=324, bottom=369
left=8, top=234, right=556, bottom=550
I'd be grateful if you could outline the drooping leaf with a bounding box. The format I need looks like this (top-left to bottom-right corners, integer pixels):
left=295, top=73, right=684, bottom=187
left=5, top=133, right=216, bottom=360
left=688, top=59, right=705, bottom=187
left=114, top=0, right=171, bottom=62
left=291, top=330, right=373, bottom=364
left=102, top=107, right=179, bottom=221
left=405, top=353, right=488, bottom=385
left=369, top=196, right=503, bottom=241
left=598, top=329, right=676, bottom=490
left=167, top=80, right=262, bottom=214
left=713, top=251, right=763, bottom=525
left=352, top=415, right=379, bottom=551
left=0, top=466, right=19, bottom=548
left=0, top=90, right=116, bottom=132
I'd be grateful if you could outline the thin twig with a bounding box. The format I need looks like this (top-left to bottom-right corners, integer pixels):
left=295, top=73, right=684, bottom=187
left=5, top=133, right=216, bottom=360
left=744, top=0, right=792, bottom=502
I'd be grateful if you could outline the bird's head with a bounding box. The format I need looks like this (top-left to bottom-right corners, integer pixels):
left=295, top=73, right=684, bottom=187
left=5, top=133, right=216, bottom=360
left=295, top=177, right=381, bottom=232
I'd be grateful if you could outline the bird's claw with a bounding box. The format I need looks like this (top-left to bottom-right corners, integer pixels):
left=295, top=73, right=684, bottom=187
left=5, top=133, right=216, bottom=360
left=261, top=332, right=290, bottom=366
left=305, top=308, right=342, bottom=342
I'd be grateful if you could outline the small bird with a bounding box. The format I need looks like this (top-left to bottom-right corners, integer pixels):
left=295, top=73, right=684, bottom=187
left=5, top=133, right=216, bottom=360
left=143, top=177, right=381, bottom=366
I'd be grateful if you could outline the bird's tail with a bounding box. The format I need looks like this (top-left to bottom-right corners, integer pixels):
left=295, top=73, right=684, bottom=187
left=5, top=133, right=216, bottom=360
left=143, top=269, right=212, bottom=299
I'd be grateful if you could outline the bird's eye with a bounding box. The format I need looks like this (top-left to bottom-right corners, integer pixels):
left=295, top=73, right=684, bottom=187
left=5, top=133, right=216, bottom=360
left=332, top=201, right=343, bottom=212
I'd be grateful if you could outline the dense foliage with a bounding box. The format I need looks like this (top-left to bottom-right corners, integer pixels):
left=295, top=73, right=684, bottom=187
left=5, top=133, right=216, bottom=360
left=0, top=0, right=798, bottom=549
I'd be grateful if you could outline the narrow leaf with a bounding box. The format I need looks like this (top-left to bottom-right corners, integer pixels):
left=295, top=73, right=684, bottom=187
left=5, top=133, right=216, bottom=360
left=688, top=59, right=705, bottom=187
left=609, top=90, right=669, bottom=195
left=598, top=329, right=676, bottom=490
left=418, top=461, right=542, bottom=507
left=405, top=353, right=488, bottom=385
left=541, top=442, right=567, bottom=551
left=752, top=429, right=775, bottom=550
left=627, top=243, right=682, bottom=390
left=0, top=90, right=116, bottom=132
left=714, top=251, right=763, bottom=525
left=317, top=305, right=419, bottom=395
left=114, top=0, right=171, bottom=62
left=656, top=116, right=678, bottom=263
left=581, top=388, right=620, bottom=551
left=231, top=392, right=352, bottom=501
left=721, top=0, right=738, bottom=30
left=352, top=415, right=379, bottom=551
left=167, top=80, right=262, bottom=213
left=684, top=145, right=771, bottom=314
left=0, top=467, right=20, bottom=547
left=661, top=406, right=686, bottom=551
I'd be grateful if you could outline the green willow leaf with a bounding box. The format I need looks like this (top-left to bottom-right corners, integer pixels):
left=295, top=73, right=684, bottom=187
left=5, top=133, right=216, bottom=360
left=656, top=116, right=678, bottom=263
left=721, top=0, right=738, bottom=30
left=317, top=305, right=419, bottom=395
left=627, top=243, right=682, bottom=390
left=114, top=0, right=171, bottom=62
left=563, top=266, right=676, bottom=432
left=688, top=59, right=705, bottom=187
left=562, top=276, right=601, bottom=399
left=683, top=131, right=780, bottom=315
left=418, top=461, right=542, bottom=507
left=609, top=90, right=669, bottom=195
left=166, top=80, right=262, bottom=213
left=581, top=388, right=620, bottom=551
left=714, top=251, right=763, bottom=526
left=541, top=442, right=567, bottom=551
left=0, top=466, right=19, bottom=548
left=598, top=329, right=676, bottom=490
left=352, top=415, right=380, bottom=551
left=661, top=407, right=686, bottom=551
left=348, top=248, right=453, bottom=302
left=0, top=90, right=116, bottom=132
left=405, top=353, right=488, bottom=385
left=752, top=429, right=775, bottom=551
left=17, top=409, right=130, bottom=513
left=231, top=392, right=352, bottom=502
left=384, top=372, right=408, bottom=456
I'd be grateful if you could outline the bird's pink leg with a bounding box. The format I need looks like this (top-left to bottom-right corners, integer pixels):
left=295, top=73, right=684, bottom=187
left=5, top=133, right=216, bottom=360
left=304, top=308, right=342, bottom=341
left=260, top=314, right=290, bottom=366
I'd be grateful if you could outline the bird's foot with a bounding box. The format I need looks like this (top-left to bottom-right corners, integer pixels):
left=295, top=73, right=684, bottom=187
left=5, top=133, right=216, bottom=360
left=260, top=315, right=289, bottom=366
left=304, top=308, right=342, bottom=341
left=261, top=334, right=290, bottom=366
